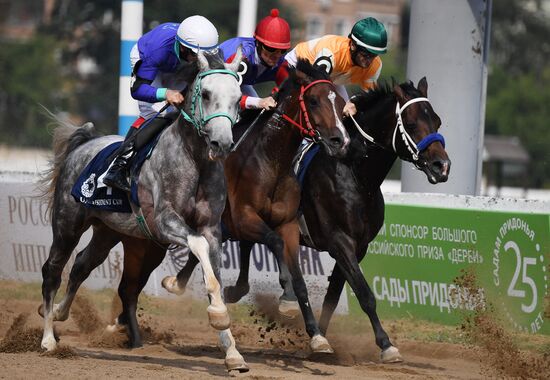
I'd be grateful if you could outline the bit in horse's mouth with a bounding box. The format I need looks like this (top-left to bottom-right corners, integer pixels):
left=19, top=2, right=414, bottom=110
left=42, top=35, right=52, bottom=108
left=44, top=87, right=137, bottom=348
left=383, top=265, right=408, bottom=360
left=208, top=147, right=227, bottom=161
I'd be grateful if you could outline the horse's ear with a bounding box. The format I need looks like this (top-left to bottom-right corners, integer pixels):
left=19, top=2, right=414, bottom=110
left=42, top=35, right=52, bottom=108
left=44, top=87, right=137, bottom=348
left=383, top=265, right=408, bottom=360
left=393, top=83, right=406, bottom=102
left=293, top=67, right=309, bottom=86
left=197, top=50, right=209, bottom=71
left=418, top=76, right=428, bottom=97
left=227, top=44, right=243, bottom=73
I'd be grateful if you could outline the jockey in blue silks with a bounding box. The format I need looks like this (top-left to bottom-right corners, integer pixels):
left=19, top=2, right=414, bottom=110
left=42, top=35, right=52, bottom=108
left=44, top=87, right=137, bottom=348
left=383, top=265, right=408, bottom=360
left=104, top=15, right=220, bottom=192
left=219, top=9, right=291, bottom=111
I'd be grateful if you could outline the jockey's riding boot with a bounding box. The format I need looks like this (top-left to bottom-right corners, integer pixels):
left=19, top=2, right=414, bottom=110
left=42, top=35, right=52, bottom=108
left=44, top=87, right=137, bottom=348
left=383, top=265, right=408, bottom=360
left=103, top=127, right=139, bottom=192
left=132, top=112, right=178, bottom=150
left=103, top=113, right=178, bottom=192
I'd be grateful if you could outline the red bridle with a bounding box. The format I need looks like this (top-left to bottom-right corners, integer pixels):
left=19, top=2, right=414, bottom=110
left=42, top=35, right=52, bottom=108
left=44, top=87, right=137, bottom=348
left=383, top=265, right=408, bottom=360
left=281, top=79, right=334, bottom=141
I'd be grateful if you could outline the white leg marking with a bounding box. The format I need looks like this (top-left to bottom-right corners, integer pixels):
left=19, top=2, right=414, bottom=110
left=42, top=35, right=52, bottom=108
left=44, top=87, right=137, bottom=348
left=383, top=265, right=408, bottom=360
left=161, top=275, right=185, bottom=295
left=310, top=334, right=334, bottom=353
left=219, top=329, right=248, bottom=372
left=381, top=346, right=403, bottom=363
left=41, top=292, right=57, bottom=351
left=187, top=235, right=225, bottom=312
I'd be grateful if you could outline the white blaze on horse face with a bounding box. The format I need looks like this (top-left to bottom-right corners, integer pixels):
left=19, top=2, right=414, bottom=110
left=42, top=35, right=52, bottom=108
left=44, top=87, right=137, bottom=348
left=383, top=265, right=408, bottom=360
left=328, top=91, right=350, bottom=147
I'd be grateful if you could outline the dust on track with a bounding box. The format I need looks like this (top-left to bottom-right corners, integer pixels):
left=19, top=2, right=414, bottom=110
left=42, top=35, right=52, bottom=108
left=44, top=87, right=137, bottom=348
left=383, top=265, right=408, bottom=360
left=0, top=279, right=547, bottom=379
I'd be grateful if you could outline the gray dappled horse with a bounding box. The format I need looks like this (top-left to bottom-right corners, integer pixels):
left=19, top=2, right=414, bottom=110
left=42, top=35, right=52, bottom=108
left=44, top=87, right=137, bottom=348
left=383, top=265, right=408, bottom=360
left=38, top=50, right=249, bottom=371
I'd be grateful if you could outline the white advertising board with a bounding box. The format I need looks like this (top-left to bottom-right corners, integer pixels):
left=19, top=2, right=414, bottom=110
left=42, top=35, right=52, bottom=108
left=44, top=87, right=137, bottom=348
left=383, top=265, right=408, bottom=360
left=0, top=173, right=347, bottom=314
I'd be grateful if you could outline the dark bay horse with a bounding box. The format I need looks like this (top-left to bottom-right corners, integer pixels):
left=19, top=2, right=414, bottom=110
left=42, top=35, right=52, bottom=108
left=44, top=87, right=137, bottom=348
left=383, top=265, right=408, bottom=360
left=95, top=60, right=349, bottom=354
left=299, top=78, right=450, bottom=362
left=160, top=59, right=349, bottom=353
left=38, top=51, right=249, bottom=371
left=181, top=78, right=450, bottom=362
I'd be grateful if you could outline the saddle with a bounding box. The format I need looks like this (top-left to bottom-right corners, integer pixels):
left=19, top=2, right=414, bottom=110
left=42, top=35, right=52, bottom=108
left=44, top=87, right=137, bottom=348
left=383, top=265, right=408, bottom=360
left=71, top=134, right=162, bottom=213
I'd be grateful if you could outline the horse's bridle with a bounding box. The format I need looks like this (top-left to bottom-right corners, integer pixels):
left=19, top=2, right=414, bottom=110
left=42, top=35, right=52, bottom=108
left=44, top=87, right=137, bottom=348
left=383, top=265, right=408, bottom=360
left=349, top=96, right=446, bottom=162
left=180, top=69, right=239, bottom=135
left=280, top=79, right=334, bottom=142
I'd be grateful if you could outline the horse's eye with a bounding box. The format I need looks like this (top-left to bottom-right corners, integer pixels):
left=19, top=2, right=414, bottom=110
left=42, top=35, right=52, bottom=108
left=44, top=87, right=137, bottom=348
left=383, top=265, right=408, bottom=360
left=307, top=98, right=319, bottom=107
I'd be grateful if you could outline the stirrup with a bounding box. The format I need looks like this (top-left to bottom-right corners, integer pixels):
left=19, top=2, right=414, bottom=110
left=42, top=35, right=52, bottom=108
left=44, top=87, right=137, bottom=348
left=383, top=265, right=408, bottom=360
left=103, top=168, right=131, bottom=192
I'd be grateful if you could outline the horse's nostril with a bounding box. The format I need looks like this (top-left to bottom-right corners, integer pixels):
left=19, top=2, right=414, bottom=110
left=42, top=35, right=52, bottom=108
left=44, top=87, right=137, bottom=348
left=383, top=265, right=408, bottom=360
left=432, top=159, right=451, bottom=176
left=330, top=137, right=343, bottom=147
left=210, top=140, right=220, bottom=149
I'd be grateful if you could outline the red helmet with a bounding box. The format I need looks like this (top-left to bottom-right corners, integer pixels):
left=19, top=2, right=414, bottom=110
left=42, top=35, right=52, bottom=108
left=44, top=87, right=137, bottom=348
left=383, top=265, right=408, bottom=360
left=254, top=9, right=291, bottom=49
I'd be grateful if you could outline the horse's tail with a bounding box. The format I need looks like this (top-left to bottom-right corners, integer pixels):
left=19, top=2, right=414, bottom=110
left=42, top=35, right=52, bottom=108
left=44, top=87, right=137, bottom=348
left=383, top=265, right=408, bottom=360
left=37, top=111, right=99, bottom=216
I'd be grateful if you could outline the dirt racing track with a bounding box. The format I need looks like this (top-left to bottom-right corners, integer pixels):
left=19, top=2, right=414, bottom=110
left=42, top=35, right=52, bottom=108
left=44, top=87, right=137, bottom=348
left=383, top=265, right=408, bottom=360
left=0, top=281, right=549, bottom=380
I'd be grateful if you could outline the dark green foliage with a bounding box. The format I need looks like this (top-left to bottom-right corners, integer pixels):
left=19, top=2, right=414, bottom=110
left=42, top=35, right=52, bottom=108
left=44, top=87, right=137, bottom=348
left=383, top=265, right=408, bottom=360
left=486, top=0, right=550, bottom=187
left=0, top=0, right=548, bottom=187
left=0, top=35, right=65, bottom=145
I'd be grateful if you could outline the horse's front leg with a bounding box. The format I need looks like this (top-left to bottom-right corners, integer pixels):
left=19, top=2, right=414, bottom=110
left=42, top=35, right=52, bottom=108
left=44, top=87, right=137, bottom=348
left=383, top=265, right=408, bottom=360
left=277, top=220, right=333, bottom=354
left=329, top=240, right=402, bottom=363
left=201, top=225, right=248, bottom=372
left=223, top=240, right=254, bottom=303
left=111, top=239, right=167, bottom=348
left=154, top=209, right=229, bottom=330
left=161, top=251, right=198, bottom=295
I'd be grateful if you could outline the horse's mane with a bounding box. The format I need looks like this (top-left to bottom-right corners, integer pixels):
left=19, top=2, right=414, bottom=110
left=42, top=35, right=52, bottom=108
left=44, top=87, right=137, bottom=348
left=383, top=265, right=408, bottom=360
left=174, top=51, right=227, bottom=84
left=342, top=80, right=424, bottom=164
left=278, top=59, right=331, bottom=100
left=350, top=80, right=422, bottom=110
left=295, top=59, right=331, bottom=81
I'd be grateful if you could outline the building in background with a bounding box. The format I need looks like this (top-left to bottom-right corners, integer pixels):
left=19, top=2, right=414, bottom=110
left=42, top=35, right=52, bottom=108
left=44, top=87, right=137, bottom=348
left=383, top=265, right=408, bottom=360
left=280, top=0, right=407, bottom=45
left=482, top=135, right=530, bottom=196
left=0, top=0, right=54, bottom=40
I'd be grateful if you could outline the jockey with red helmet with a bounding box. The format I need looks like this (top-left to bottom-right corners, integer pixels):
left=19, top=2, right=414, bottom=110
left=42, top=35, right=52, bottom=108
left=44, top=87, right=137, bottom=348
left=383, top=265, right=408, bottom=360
left=219, top=9, right=290, bottom=111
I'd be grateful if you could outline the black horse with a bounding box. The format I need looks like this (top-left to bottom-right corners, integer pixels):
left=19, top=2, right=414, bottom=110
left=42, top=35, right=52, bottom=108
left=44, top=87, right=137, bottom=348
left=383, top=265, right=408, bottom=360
left=198, top=77, right=450, bottom=362
left=297, top=78, right=450, bottom=362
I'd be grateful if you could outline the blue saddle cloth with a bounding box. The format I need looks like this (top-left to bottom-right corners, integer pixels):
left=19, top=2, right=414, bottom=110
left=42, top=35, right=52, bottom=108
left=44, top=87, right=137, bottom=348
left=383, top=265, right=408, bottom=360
left=71, top=136, right=160, bottom=212
left=295, top=144, right=320, bottom=188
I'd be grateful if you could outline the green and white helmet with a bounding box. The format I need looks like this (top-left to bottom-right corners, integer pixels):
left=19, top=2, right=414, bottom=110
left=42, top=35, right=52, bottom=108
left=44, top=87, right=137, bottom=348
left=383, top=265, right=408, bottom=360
left=349, top=17, right=387, bottom=55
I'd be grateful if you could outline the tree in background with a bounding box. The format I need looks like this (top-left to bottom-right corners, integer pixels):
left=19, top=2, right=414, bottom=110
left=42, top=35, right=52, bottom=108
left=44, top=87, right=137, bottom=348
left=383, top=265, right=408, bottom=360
left=486, top=0, right=550, bottom=187
left=0, top=34, right=65, bottom=146
left=0, top=0, right=298, bottom=141
left=398, top=0, right=550, bottom=188
left=1, top=1, right=548, bottom=187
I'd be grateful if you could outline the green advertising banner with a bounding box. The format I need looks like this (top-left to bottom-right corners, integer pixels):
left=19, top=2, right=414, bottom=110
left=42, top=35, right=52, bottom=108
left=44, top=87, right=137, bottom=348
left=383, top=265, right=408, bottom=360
left=347, top=205, right=549, bottom=335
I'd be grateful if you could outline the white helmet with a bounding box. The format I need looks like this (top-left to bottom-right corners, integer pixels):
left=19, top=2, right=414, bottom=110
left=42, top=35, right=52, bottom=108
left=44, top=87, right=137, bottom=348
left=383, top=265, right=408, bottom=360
left=176, top=15, right=219, bottom=53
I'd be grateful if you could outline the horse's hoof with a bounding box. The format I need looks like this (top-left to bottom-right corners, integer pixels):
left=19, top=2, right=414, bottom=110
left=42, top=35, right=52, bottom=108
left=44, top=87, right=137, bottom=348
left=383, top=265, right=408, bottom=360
left=278, top=300, right=300, bottom=319
left=105, top=321, right=127, bottom=333
left=223, top=285, right=249, bottom=303
left=37, top=304, right=68, bottom=321
left=310, top=334, right=334, bottom=353
left=207, top=306, right=231, bottom=330
left=161, top=276, right=185, bottom=295
left=52, top=305, right=69, bottom=321
left=381, top=346, right=403, bottom=363
left=41, top=335, right=57, bottom=351
left=127, top=339, right=143, bottom=349
left=225, top=354, right=249, bottom=373
left=37, top=304, right=45, bottom=318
